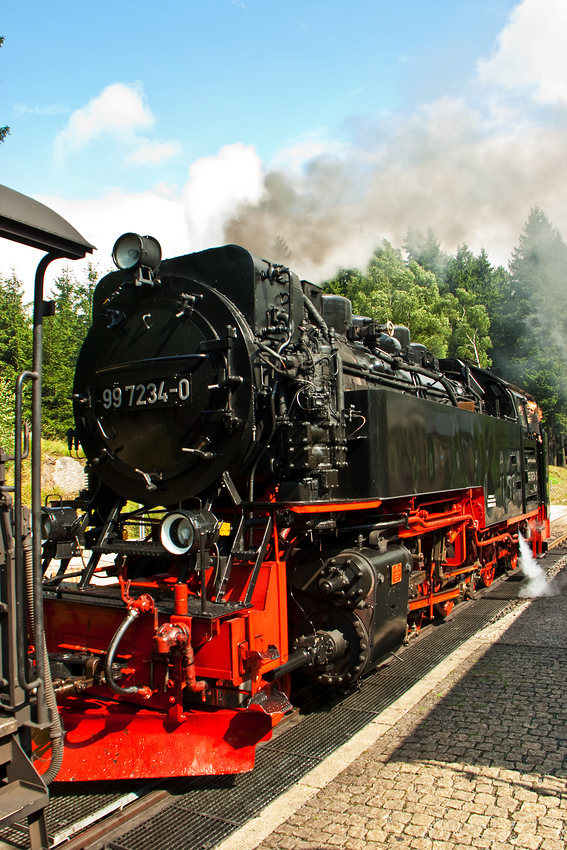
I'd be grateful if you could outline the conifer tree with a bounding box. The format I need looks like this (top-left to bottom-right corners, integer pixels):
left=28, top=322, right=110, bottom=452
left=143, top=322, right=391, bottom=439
left=492, top=208, right=567, bottom=453
left=0, top=273, right=32, bottom=384
left=42, top=265, right=98, bottom=436
left=403, top=226, right=448, bottom=284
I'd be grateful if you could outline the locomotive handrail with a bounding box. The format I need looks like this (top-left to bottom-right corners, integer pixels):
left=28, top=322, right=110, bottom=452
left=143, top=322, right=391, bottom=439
left=0, top=499, right=19, bottom=709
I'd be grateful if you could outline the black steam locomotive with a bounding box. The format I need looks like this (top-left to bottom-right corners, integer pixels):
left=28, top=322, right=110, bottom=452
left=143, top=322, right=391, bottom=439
left=38, top=235, right=548, bottom=780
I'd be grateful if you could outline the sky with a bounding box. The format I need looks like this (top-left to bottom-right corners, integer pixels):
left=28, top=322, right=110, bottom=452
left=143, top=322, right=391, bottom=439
left=2, top=0, right=567, bottom=299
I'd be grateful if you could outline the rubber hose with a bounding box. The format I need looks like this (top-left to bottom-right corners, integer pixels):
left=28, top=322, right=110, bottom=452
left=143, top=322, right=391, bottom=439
left=104, top=608, right=141, bottom=695
left=24, top=544, right=64, bottom=784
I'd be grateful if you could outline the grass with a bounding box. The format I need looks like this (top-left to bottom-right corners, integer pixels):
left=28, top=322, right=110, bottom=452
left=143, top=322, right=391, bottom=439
left=42, top=436, right=75, bottom=462
left=548, top=465, right=567, bottom=504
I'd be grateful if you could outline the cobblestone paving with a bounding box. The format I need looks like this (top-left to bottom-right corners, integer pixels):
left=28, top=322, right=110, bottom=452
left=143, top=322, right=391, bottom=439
left=256, top=563, right=567, bottom=850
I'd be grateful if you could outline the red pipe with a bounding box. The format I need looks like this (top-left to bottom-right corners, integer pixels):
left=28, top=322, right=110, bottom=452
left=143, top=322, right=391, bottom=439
left=154, top=620, right=207, bottom=698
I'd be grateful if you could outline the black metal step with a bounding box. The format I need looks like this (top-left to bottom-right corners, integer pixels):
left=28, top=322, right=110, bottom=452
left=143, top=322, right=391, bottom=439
left=0, top=780, right=48, bottom=824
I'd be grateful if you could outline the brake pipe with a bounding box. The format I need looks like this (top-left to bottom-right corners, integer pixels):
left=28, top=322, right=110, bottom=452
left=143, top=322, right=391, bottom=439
left=104, top=593, right=154, bottom=698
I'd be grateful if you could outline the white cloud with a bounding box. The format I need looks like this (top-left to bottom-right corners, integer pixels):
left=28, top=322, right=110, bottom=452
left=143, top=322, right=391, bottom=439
left=126, top=140, right=182, bottom=165
left=15, top=103, right=69, bottom=116
left=52, top=82, right=181, bottom=168
left=54, top=83, right=155, bottom=159
left=477, top=0, right=567, bottom=106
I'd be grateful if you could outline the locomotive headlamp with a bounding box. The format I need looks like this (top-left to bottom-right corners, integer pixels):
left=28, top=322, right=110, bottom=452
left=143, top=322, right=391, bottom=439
left=112, top=233, right=162, bottom=275
left=41, top=506, right=80, bottom=543
left=160, top=509, right=219, bottom=556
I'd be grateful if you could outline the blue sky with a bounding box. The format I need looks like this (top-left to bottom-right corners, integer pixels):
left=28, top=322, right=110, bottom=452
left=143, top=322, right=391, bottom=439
left=2, top=0, right=567, bottom=296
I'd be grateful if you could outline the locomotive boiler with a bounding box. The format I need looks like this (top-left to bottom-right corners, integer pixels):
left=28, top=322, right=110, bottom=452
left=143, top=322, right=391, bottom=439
left=37, top=235, right=548, bottom=781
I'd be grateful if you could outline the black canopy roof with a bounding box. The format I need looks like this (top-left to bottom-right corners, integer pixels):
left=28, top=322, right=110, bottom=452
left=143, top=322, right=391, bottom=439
left=0, top=184, right=95, bottom=259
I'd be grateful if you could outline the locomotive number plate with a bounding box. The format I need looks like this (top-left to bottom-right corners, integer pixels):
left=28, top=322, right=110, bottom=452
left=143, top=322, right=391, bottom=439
left=100, top=378, right=190, bottom=410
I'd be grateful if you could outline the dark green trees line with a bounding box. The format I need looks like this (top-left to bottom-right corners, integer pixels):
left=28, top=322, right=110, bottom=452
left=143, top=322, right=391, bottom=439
left=1, top=207, right=566, bottom=462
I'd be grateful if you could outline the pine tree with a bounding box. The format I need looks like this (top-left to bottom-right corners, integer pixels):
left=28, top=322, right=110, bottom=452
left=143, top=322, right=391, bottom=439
left=403, top=226, right=448, bottom=284
left=0, top=274, right=32, bottom=384
left=42, top=265, right=99, bottom=436
left=492, top=208, right=567, bottom=447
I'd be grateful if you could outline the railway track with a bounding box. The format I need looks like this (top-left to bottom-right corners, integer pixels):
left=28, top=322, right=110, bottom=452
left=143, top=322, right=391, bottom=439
left=3, top=544, right=566, bottom=850
left=548, top=529, right=567, bottom=549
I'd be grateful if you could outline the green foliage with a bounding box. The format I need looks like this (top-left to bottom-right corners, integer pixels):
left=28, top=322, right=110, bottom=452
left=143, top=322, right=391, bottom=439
left=0, top=377, right=15, bottom=455
left=0, top=273, right=32, bottom=383
left=404, top=226, right=448, bottom=283
left=326, top=239, right=491, bottom=360
left=0, top=274, right=32, bottom=426
left=490, top=207, right=567, bottom=436
left=42, top=264, right=99, bottom=437
left=446, top=287, right=492, bottom=368
left=443, top=245, right=508, bottom=368
left=328, top=241, right=452, bottom=355
left=0, top=264, right=97, bottom=441
left=444, top=245, right=506, bottom=310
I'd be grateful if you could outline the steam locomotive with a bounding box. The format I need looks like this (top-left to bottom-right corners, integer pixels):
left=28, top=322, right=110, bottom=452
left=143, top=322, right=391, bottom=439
left=38, top=235, right=548, bottom=781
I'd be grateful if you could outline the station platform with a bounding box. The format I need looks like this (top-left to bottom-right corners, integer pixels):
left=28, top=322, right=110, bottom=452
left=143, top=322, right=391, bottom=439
left=217, top=524, right=567, bottom=850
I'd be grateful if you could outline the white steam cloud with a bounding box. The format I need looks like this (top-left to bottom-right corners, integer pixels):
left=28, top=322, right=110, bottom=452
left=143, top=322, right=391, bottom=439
left=222, top=102, right=567, bottom=281
left=518, top=533, right=557, bottom=597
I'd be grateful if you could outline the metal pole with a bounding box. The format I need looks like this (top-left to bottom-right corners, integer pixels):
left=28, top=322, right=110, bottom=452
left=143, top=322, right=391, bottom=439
left=30, top=252, right=60, bottom=724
